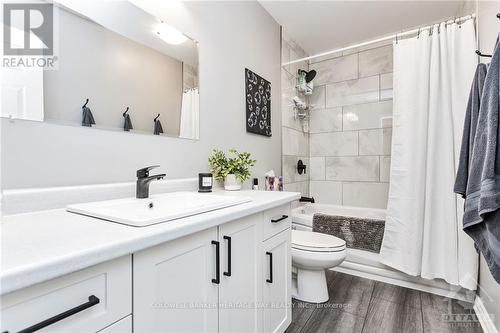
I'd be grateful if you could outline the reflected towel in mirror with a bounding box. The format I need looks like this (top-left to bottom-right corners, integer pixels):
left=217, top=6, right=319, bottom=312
left=123, top=113, right=133, bottom=131
left=82, top=99, right=95, bottom=127
left=153, top=116, right=164, bottom=135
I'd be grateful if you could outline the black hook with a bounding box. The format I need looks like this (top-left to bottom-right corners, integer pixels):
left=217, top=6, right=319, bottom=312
left=123, top=107, right=129, bottom=117
left=476, top=49, right=492, bottom=58
left=497, top=13, right=499, bottom=19
left=82, top=98, right=89, bottom=108
left=154, top=113, right=160, bottom=122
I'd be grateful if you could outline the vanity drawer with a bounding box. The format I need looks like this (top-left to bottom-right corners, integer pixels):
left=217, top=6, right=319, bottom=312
left=263, top=204, right=291, bottom=240
left=98, top=315, right=132, bottom=333
left=0, top=255, right=132, bottom=333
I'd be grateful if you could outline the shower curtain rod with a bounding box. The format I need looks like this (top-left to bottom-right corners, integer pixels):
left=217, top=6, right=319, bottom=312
left=283, top=14, right=475, bottom=66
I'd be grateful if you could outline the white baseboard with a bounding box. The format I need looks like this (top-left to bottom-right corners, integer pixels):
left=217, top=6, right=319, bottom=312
left=474, top=296, right=499, bottom=333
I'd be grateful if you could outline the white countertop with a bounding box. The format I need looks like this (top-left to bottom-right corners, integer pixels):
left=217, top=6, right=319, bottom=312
left=1, top=190, right=300, bottom=295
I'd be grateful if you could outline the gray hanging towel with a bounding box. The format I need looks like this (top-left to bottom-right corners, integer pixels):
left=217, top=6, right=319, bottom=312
left=81, top=99, right=95, bottom=127
left=123, top=107, right=133, bottom=131
left=454, top=63, right=488, bottom=197
left=153, top=114, right=163, bottom=135
left=455, top=36, right=500, bottom=283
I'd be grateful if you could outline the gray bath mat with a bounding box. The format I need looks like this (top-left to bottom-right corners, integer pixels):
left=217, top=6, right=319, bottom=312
left=312, top=213, right=385, bottom=253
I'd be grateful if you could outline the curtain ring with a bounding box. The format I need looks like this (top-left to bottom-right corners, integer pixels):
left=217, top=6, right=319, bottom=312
left=417, top=28, right=421, bottom=39
left=395, top=32, right=398, bottom=44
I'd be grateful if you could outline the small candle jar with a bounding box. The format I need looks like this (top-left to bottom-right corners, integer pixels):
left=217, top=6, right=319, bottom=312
left=198, top=173, right=213, bottom=193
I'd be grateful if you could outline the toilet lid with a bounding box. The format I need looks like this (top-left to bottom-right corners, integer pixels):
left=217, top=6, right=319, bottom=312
left=292, top=230, right=346, bottom=252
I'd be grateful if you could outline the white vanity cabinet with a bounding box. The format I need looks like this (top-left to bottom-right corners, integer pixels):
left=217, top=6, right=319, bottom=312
left=262, top=230, right=292, bottom=333
left=0, top=256, right=132, bottom=333
left=218, top=214, right=262, bottom=332
left=133, top=227, right=219, bottom=332
left=0, top=201, right=294, bottom=333
left=133, top=205, right=292, bottom=333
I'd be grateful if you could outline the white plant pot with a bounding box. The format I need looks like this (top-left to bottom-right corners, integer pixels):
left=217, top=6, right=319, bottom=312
left=224, top=174, right=242, bottom=191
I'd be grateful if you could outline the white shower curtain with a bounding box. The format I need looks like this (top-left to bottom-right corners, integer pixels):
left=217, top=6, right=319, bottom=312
left=379, top=19, right=478, bottom=290
left=179, top=88, right=199, bottom=139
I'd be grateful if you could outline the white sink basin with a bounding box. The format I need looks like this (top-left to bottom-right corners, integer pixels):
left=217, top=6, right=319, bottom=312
left=67, top=192, right=252, bottom=227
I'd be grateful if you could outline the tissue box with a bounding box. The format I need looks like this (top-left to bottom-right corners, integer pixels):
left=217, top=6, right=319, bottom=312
left=265, top=176, right=283, bottom=191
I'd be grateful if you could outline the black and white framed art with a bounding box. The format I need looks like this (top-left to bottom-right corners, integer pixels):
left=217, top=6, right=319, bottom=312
left=245, top=68, right=271, bottom=137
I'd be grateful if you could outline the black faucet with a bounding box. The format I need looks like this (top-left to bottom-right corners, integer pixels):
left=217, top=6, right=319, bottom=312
left=136, top=166, right=166, bottom=199
left=299, top=196, right=315, bottom=203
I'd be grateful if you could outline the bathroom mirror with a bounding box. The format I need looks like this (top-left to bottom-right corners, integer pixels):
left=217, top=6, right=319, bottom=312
left=0, top=0, right=200, bottom=140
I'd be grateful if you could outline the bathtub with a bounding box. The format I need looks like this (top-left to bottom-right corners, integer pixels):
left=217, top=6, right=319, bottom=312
left=291, top=203, right=469, bottom=300
left=292, top=203, right=386, bottom=230
left=292, top=203, right=386, bottom=269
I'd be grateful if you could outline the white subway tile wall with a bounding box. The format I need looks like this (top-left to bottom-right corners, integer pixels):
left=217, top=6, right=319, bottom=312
left=310, top=157, right=326, bottom=181
left=310, top=181, right=343, bottom=205
left=309, top=108, right=342, bottom=134
left=281, top=31, right=310, bottom=196
left=309, top=54, right=358, bottom=85
left=326, top=76, right=380, bottom=108
left=308, top=45, right=393, bottom=209
left=310, top=132, right=358, bottom=156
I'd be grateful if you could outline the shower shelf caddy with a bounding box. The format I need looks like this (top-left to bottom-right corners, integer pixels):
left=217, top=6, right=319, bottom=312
left=292, top=68, right=314, bottom=131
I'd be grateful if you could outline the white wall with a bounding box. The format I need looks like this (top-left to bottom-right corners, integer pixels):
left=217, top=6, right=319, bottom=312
left=1, top=1, right=281, bottom=189
left=476, top=1, right=500, bottom=331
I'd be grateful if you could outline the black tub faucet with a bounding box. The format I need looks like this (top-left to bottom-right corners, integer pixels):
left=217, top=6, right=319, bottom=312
left=136, top=166, right=166, bottom=199
left=299, top=196, right=315, bottom=203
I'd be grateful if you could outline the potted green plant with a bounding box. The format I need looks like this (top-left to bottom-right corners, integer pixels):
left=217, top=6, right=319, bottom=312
left=208, top=148, right=257, bottom=191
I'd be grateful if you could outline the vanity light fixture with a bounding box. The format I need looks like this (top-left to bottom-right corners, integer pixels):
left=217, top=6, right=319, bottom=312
left=155, top=21, right=187, bottom=45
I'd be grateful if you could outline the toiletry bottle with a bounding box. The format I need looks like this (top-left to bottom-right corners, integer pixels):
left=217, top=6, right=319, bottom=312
left=253, top=178, right=259, bottom=190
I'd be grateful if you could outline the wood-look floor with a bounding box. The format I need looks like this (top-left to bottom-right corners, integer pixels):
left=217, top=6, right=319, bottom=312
left=287, top=271, right=483, bottom=333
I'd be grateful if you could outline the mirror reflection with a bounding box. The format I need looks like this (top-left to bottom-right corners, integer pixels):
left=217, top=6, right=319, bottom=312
left=0, top=0, right=200, bottom=140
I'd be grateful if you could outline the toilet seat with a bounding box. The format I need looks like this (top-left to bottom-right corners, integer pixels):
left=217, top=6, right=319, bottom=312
left=292, top=230, right=346, bottom=252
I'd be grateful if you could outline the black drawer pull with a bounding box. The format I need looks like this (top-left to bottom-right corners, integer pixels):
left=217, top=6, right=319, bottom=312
left=271, top=215, right=288, bottom=223
left=266, top=252, right=273, bottom=283
left=17, top=295, right=100, bottom=333
left=212, top=240, right=220, bottom=284
left=223, top=236, right=232, bottom=277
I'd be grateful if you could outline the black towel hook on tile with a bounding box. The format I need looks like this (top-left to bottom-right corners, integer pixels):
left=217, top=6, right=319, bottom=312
left=475, top=49, right=492, bottom=58
left=154, top=113, right=160, bottom=122
left=123, top=107, right=129, bottom=117
left=82, top=98, right=89, bottom=108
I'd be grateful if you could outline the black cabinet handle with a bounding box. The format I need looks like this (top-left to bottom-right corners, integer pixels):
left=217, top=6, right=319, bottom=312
left=212, top=240, right=220, bottom=284
left=271, top=215, right=288, bottom=223
left=16, top=295, right=100, bottom=333
left=223, top=236, right=232, bottom=277
left=266, top=252, right=273, bottom=283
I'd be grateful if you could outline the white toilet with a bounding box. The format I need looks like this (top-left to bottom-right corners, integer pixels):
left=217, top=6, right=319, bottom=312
left=291, top=230, right=346, bottom=303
